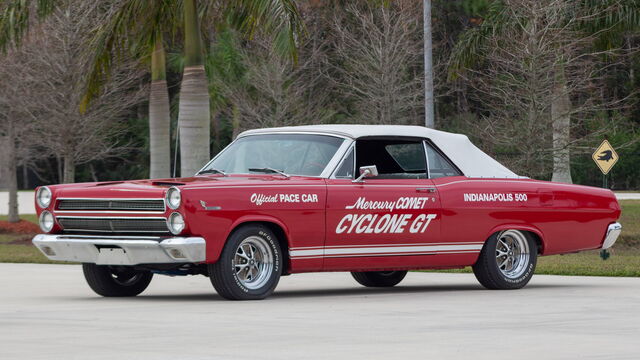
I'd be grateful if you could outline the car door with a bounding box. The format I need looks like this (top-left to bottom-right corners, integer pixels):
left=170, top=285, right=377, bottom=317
left=323, top=137, right=443, bottom=271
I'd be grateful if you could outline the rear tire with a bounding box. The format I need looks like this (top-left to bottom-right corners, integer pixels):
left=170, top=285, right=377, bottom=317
left=473, top=230, right=538, bottom=290
left=209, top=225, right=283, bottom=300
left=82, top=263, right=153, bottom=297
left=351, top=271, right=408, bottom=287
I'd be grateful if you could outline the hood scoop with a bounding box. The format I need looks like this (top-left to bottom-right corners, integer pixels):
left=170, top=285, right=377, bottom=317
left=95, top=181, right=125, bottom=186
left=151, top=181, right=186, bottom=187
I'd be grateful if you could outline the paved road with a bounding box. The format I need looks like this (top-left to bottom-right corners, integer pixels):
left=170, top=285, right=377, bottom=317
left=1, top=191, right=639, bottom=215
left=1, top=264, right=639, bottom=359
left=0, top=191, right=35, bottom=216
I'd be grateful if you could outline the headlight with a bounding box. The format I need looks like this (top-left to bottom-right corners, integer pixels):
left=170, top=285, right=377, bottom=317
left=36, top=186, right=52, bottom=208
left=166, top=187, right=181, bottom=209
left=39, top=211, right=54, bottom=233
left=167, top=212, right=185, bottom=235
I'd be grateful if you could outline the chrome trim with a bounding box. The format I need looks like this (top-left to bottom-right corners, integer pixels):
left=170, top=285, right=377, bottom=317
left=39, top=211, right=54, bottom=233
left=238, top=130, right=354, bottom=140
left=56, top=197, right=166, bottom=201
left=330, top=142, right=356, bottom=179
left=54, top=211, right=166, bottom=215
left=167, top=212, right=185, bottom=235
left=56, top=216, right=167, bottom=219
left=32, top=234, right=206, bottom=265
left=321, top=139, right=353, bottom=178
left=36, top=186, right=52, bottom=208
left=165, top=187, right=181, bottom=210
left=602, top=222, right=622, bottom=249
left=423, top=141, right=431, bottom=179
left=56, top=216, right=169, bottom=233
left=199, top=200, right=222, bottom=211
left=55, top=197, right=166, bottom=212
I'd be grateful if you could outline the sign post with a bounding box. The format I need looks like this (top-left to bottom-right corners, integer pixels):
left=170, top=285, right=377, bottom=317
left=592, top=139, right=619, bottom=187
left=592, top=140, right=619, bottom=260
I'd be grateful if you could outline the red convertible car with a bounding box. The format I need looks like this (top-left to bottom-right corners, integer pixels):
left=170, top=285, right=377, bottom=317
left=32, top=125, right=622, bottom=300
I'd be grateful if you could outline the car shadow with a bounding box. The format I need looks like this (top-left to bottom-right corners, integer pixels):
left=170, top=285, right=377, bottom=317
left=69, top=282, right=587, bottom=302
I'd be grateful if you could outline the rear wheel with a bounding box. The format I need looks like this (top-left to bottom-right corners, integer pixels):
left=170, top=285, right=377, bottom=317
left=351, top=270, right=408, bottom=287
left=473, top=230, right=537, bottom=290
left=209, top=225, right=283, bottom=300
left=82, top=263, right=153, bottom=297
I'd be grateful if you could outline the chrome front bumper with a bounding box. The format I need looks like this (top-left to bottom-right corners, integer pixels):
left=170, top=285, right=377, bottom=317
left=602, top=223, right=622, bottom=249
left=32, top=234, right=206, bottom=265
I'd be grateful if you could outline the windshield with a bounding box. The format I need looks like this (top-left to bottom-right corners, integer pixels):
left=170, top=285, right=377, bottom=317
left=203, top=134, right=345, bottom=177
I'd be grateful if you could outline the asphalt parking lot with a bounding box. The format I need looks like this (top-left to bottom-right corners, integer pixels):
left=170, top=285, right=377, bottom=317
left=1, top=263, right=639, bottom=360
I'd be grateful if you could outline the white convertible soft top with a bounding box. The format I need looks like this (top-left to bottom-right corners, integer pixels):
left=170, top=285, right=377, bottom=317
left=239, top=124, right=520, bottom=178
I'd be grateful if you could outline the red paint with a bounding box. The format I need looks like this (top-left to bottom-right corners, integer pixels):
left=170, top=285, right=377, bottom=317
left=35, top=173, right=620, bottom=272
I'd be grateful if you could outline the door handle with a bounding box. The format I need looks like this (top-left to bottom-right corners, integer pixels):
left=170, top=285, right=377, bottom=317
left=416, top=187, right=436, bottom=193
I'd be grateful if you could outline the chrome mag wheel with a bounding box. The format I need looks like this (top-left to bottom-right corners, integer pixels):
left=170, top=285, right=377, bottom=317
left=233, top=236, right=275, bottom=290
left=495, top=230, right=531, bottom=279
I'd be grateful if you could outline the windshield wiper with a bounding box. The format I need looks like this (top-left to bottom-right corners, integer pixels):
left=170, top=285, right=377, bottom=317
left=248, top=167, right=290, bottom=178
left=197, top=168, right=228, bottom=176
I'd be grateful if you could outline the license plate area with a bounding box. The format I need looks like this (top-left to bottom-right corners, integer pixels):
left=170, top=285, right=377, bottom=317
left=95, top=246, right=129, bottom=265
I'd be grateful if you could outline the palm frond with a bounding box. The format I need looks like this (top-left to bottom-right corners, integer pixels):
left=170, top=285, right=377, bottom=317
left=225, top=0, right=305, bottom=63
left=0, top=0, right=58, bottom=52
left=80, top=0, right=178, bottom=111
left=579, top=0, right=640, bottom=50
left=448, top=0, right=509, bottom=81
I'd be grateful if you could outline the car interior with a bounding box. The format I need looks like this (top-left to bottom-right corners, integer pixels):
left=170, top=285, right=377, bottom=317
left=334, top=137, right=462, bottom=180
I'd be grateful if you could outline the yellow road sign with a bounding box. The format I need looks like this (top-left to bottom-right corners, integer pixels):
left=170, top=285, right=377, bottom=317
left=592, top=140, right=619, bottom=175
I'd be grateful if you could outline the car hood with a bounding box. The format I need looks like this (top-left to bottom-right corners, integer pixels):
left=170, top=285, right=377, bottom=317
left=49, top=175, right=321, bottom=199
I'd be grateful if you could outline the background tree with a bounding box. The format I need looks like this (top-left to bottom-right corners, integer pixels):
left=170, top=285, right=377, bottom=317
left=331, top=1, right=423, bottom=125
left=0, top=50, right=39, bottom=222
left=16, top=3, right=145, bottom=183
left=449, top=0, right=640, bottom=183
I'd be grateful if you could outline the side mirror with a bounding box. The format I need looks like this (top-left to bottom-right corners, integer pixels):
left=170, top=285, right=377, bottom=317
left=353, top=165, right=378, bottom=183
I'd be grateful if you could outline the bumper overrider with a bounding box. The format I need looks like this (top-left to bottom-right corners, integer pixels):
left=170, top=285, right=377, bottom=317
left=602, top=222, right=622, bottom=250
left=32, top=234, right=206, bottom=265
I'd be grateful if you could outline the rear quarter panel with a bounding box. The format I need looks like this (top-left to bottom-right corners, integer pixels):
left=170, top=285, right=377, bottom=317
left=434, top=177, right=620, bottom=256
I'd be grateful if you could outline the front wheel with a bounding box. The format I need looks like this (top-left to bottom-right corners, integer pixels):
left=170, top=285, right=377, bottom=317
left=209, top=225, right=283, bottom=300
left=82, top=263, right=153, bottom=297
left=473, top=230, right=538, bottom=290
left=351, top=271, right=408, bottom=287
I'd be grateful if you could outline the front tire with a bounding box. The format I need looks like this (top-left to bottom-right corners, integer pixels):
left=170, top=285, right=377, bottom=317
left=82, top=263, right=153, bottom=297
left=473, top=230, right=538, bottom=290
left=209, top=225, right=283, bottom=300
left=351, top=271, right=408, bottom=287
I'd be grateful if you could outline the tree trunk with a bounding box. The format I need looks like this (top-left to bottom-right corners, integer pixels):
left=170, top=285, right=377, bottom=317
left=423, top=0, right=435, bottom=128
left=231, top=104, right=241, bottom=139
left=178, top=0, right=210, bottom=177
left=149, top=37, right=171, bottom=179
left=7, top=124, right=19, bottom=223
left=63, top=154, right=75, bottom=183
left=551, top=64, right=572, bottom=184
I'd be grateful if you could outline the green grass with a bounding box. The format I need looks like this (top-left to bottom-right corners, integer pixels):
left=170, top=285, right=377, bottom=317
left=0, top=233, right=58, bottom=263
left=0, top=214, right=39, bottom=223
left=0, top=214, right=65, bottom=263
left=1, top=202, right=639, bottom=275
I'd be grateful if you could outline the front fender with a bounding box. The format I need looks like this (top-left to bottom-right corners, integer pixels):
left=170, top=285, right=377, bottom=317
left=204, top=214, right=292, bottom=264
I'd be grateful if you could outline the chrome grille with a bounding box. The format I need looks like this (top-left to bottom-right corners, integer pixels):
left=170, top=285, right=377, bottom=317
left=57, top=217, right=169, bottom=233
left=57, top=199, right=165, bottom=211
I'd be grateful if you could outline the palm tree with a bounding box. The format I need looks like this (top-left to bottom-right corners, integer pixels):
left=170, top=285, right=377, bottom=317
left=83, top=0, right=304, bottom=177
left=449, top=0, right=640, bottom=183
left=177, top=0, right=304, bottom=176
left=3, top=0, right=303, bottom=178
left=82, top=1, right=178, bottom=179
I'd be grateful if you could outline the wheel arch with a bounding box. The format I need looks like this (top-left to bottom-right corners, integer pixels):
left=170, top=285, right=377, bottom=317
left=227, top=216, right=292, bottom=274
left=485, top=224, right=545, bottom=254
